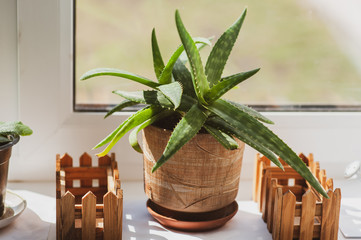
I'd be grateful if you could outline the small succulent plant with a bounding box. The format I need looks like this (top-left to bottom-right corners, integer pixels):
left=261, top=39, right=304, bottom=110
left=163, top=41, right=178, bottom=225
left=81, top=9, right=327, bottom=197
left=0, top=121, right=33, bottom=144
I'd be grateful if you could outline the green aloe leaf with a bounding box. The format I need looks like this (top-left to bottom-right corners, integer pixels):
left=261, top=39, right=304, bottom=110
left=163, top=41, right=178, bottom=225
left=172, top=59, right=196, bottom=98
left=179, top=37, right=213, bottom=63
left=113, top=90, right=174, bottom=109
left=104, top=100, right=139, bottom=118
left=208, top=99, right=327, bottom=198
left=203, top=124, right=239, bottom=150
left=156, top=82, right=183, bottom=109
left=175, top=10, right=209, bottom=105
left=94, top=106, right=162, bottom=152
left=129, top=110, right=173, bottom=153
left=204, top=68, right=260, bottom=103
left=151, top=28, right=165, bottom=80
left=93, top=106, right=162, bottom=150
left=80, top=68, right=160, bottom=89
left=158, top=37, right=211, bottom=85
left=206, top=116, right=281, bottom=168
left=152, top=104, right=209, bottom=172
left=226, top=100, right=274, bottom=124
left=205, top=9, right=247, bottom=87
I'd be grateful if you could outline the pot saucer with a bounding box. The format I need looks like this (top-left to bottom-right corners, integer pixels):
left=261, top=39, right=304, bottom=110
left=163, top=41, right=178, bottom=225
left=0, top=190, right=27, bottom=229
left=146, top=199, right=238, bottom=232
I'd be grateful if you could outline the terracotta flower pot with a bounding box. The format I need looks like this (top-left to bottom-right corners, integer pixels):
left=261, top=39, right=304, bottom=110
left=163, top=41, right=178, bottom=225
left=0, top=135, right=19, bottom=217
left=143, top=125, right=245, bottom=213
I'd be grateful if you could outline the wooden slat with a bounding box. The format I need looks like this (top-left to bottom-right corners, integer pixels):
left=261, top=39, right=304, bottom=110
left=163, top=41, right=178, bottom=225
left=107, top=167, right=115, bottom=193
left=74, top=204, right=105, bottom=219
left=82, top=192, right=96, bottom=240
left=256, top=161, right=265, bottom=207
left=56, top=154, right=61, bottom=172
left=80, top=153, right=92, bottom=187
left=98, top=156, right=110, bottom=187
left=60, top=153, right=73, bottom=167
left=56, top=198, right=62, bottom=240
left=307, top=154, right=314, bottom=173
left=300, top=190, right=316, bottom=240
left=260, top=169, right=268, bottom=214
left=253, top=153, right=261, bottom=202
left=98, top=155, right=111, bottom=166
left=320, top=169, right=327, bottom=189
left=295, top=202, right=322, bottom=217
left=61, top=191, right=75, bottom=240
left=64, top=167, right=107, bottom=180
left=315, top=162, right=320, bottom=182
left=104, top=192, right=118, bottom=240
left=115, top=179, right=121, bottom=191
left=272, top=188, right=283, bottom=240
left=326, top=178, right=333, bottom=191
left=294, top=224, right=321, bottom=239
left=117, top=189, right=123, bottom=240
left=60, top=153, right=73, bottom=188
left=330, top=188, right=341, bottom=240
left=267, top=179, right=278, bottom=232
left=280, top=191, right=296, bottom=240
left=320, top=189, right=334, bottom=240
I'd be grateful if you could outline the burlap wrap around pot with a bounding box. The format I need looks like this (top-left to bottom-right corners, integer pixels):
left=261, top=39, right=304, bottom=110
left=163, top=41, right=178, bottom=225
left=143, top=125, right=245, bottom=213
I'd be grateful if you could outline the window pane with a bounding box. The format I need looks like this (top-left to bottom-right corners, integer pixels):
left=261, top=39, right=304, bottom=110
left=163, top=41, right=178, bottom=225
left=75, top=0, right=361, bottom=110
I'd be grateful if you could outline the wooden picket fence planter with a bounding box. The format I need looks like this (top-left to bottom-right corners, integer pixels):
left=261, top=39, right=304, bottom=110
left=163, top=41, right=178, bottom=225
left=56, top=153, right=123, bottom=240
left=253, top=153, right=341, bottom=240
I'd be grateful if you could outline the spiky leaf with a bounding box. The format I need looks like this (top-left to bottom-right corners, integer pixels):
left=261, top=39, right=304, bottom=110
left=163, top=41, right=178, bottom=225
left=175, top=10, right=209, bottom=105
left=205, top=9, right=247, bottom=86
left=152, top=104, right=209, bottom=172
left=80, top=68, right=160, bottom=89
left=206, top=116, right=281, bottom=168
left=151, top=29, right=165, bottom=80
left=204, top=68, right=260, bottom=103
left=105, top=100, right=139, bottom=118
left=226, top=100, right=274, bottom=124
left=208, top=99, right=327, bottom=198
left=94, top=106, right=162, bottom=152
left=113, top=90, right=173, bottom=109
left=129, top=110, right=173, bottom=153
left=203, top=124, right=239, bottom=150
left=156, top=82, right=183, bottom=109
left=172, top=59, right=196, bottom=98
left=179, top=37, right=213, bottom=63
left=158, top=37, right=211, bottom=85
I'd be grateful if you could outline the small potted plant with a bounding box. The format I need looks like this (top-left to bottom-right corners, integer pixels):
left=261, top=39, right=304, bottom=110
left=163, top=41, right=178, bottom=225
left=0, top=121, right=32, bottom=217
left=81, top=8, right=327, bottom=228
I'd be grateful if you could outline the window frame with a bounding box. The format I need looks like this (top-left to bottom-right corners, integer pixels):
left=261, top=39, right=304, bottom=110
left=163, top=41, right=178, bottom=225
left=5, top=0, right=361, bottom=182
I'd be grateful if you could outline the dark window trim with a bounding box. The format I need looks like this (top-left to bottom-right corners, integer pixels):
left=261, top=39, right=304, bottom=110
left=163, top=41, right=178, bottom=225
left=74, top=103, right=361, bottom=113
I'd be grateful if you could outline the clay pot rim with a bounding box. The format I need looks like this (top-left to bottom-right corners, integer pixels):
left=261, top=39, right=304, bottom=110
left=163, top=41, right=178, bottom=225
left=0, top=134, right=20, bottom=151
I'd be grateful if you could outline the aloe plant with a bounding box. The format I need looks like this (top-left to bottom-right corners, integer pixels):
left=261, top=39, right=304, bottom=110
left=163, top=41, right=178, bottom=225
left=81, top=9, right=328, bottom=198
left=0, top=121, right=33, bottom=143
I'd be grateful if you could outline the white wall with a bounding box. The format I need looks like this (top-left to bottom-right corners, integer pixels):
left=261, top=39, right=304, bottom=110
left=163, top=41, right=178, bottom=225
left=0, top=0, right=18, bottom=121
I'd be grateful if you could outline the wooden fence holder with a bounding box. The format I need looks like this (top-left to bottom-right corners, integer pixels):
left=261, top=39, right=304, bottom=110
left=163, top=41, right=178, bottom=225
left=56, top=153, right=123, bottom=240
left=253, top=153, right=341, bottom=240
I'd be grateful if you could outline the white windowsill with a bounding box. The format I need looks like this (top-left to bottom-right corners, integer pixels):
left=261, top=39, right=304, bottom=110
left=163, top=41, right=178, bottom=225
left=5, top=179, right=361, bottom=240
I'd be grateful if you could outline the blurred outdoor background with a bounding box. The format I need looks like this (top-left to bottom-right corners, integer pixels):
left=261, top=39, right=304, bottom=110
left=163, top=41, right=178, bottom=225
left=75, top=0, right=361, bottom=109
